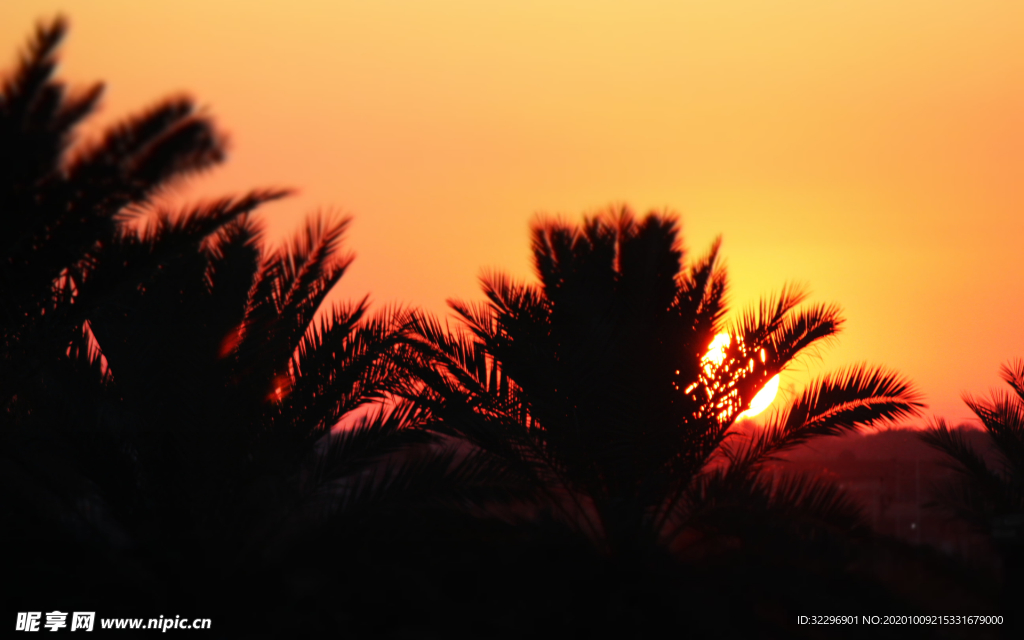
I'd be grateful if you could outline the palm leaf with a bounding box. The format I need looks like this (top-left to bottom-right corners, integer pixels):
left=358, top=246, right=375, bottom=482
left=724, top=365, right=924, bottom=476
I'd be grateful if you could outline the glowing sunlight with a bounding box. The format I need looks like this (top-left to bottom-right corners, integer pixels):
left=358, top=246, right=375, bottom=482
left=702, top=332, right=779, bottom=421
left=738, top=373, right=779, bottom=420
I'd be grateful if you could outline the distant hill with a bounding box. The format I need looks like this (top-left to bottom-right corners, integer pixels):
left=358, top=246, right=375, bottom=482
left=779, top=424, right=996, bottom=463
left=753, top=424, right=1000, bottom=566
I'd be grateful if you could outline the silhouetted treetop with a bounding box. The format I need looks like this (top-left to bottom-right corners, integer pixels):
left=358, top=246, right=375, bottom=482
left=1, top=16, right=225, bottom=409
left=409, top=206, right=924, bottom=554
left=922, top=360, right=1024, bottom=534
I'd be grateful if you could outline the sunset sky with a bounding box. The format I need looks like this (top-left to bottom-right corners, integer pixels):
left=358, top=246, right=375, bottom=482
left=4, top=1, right=1022, bottom=425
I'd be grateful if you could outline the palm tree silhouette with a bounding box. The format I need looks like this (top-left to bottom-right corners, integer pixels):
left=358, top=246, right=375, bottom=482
left=0, top=19, right=451, bottom=621
left=920, top=360, right=1024, bottom=535
left=82, top=207, right=412, bottom=509
left=920, top=360, right=1024, bottom=624
left=0, top=16, right=234, bottom=609
left=1, top=16, right=224, bottom=419
left=409, top=208, right=924, bottom=555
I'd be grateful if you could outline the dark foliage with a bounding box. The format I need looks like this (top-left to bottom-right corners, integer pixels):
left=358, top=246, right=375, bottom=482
left=920, top=361, right=1024, bottom=632
left=0, top=18, right=433, bottom=625
left=373, top=209, right=961, bottom=637
left=407, top=208, right=923, bottom=556
left=1, top=17, right=223, bottom=413
left=920, top=361, right=1024, bottom=534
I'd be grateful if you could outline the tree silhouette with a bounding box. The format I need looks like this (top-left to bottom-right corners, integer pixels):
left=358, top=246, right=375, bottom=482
left=409, top=209, right=924, bottom=556
left=920, top=360, right=1024, bottom=534
left=0, top=18, right=448, bottom=622
left=920, top=360, right=1024, bottom=626
left=0, top=17, right=224, bottom=417
left=0, top=16, right=232, bottom=610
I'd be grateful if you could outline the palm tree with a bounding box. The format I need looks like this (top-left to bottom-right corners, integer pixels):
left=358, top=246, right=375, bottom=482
left=920, top=360, right=1024, bottom=625
left=920, top=360, right=1024, bottom=536
left=0, top=16, right=232, bottom=610
left=0, top=19, right=456, bottom=622
left=408, top=208, right=924, bottom=556
left=1, top=16, right=224, bottom=420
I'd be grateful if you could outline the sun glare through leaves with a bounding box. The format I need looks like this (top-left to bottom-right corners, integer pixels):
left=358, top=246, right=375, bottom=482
left=700, top=332, right=779, bottom=421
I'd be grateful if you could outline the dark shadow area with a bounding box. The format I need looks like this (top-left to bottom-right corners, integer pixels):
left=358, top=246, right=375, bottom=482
left=774, top=427, right=998, bottom=560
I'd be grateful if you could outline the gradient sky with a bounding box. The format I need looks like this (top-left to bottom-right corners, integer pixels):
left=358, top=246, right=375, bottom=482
left=4, top=1, right=1023, bottom=424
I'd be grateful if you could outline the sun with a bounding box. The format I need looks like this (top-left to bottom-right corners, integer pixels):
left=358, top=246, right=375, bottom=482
left=703, top=332, right=732, bottom=366
left=737, top=372, right=780, bottom=420
left=702, top=332, right=780, bottom=420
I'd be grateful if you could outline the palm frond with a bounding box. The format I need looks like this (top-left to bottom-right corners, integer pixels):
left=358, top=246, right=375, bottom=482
left=239, top=214, right=351, bottom=376
left=918, top=418, right=1022, bottom=532
left=52, top=84, right=104, bottom=143
left=766, top=471, right=867, bottom=531
left=673, top=236, right=726, bottom=329
left=776, top=364, right=923, bottom=440
left=733, top=283, right=809, bottom=349
left=203, top=215, right=262, bottom=341
left=1001, top=359, right=1024, bottom=403
left=615, top=213, right=683, bottom=312
left=408, top=313, right=508, bottom=403
left=0, top=16, right=68, bottom=120
left=144, top=190, right=288, bottom=242
left=275, top=214, right=351, bottom=316
left=663, top=467, right=865, bottom=551
left=722, top=365, right=923, bottom=474
left=316, top=442, right=532, bottom=527
left=963, top=392, right=1024, bottom=476
left=301, top=401, right=435, bottom=495
left=67, top=97, right=225, bottom=209
left=76, top=191, right=285, bottom=320
left=475, top=273, right=549, bottom=336
left=282, top=304, right=414, bottom=435
left=919, top=419, right=1001, bottom=487
left=0, top=16, right=102, bottom=188
left=761, top=302, right=844, bottom=367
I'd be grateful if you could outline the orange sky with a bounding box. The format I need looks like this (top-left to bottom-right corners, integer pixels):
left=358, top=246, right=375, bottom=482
left=4, top=1, right=1023, bottom=425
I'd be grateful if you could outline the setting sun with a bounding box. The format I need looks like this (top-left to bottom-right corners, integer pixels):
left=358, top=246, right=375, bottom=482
left=737, top=373, right=780, bottom=420
left=702, top=332, right=780, bottom=420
